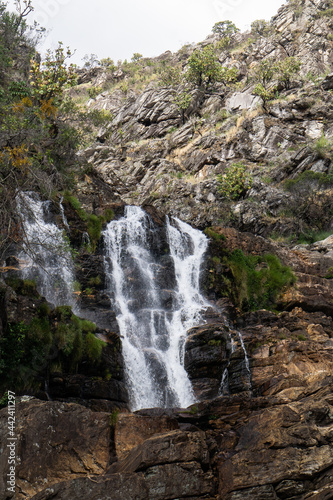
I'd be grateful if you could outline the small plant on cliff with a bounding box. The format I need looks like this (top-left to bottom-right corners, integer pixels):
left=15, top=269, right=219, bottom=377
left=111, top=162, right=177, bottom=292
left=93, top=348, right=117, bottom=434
left=217, top=162, right=253, bottom=200
left=85, top=333, right=105, bottom=364
left=173, top=90, right=192, bottom=124
left=276, top=57, right=301, bottom=90
left=87, top=86, right=102, bottom=99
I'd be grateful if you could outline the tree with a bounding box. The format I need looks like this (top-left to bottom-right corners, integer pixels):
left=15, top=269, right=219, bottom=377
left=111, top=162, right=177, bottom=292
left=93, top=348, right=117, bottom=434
left=131, top=53, right=143, bottom=62
left=173, top=90, right=192, bottom=124
left=253, top=83, right=277, bottom=109
left=82, top=53, right=99, bottom=69
left=0, top=3, right=79, bottom=259
left=212, top=20, right=239, bottom=38
left=251, top=19, right=271, bottom=36
left=186, top=45, right=221, bottom=90
left=30, top=43, right=77, bottom=104
left=276, top=57, right=301, bottom=90
left=252, top=58, right=277, bottom=88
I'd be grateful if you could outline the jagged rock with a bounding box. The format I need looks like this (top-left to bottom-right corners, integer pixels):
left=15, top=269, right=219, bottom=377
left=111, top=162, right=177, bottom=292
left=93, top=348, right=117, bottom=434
left=0, top=400, right=112, bottom=499
left=31, top=474, right=148, bottom=500
left=321, top=72, right=333, bottom=90
left=114, top=413, right=179, bottom=461
left=185, top=323, right=231, bottom=400
left=115, top=430, right=209, bottom=472
left=226, top=92, right=261, bottom=112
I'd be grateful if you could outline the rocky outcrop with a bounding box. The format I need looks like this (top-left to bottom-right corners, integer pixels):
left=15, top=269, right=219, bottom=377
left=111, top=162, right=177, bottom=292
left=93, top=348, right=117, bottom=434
left=0, top=400, right=112, bottom=499
left=3, top=1, right=333, bottom=499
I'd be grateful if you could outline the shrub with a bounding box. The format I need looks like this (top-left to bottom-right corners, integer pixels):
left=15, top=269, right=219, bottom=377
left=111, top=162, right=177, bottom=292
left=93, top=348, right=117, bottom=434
left=173, top=90, right=192, bottom=124
left=87, top=86, right=102, bottom=99
left=87, top=214, right=103, bottom=251
left=276, top=57, right=301, bottom=90
left=217, top=162, right=253, bottom=200
left=204, top=228, right=226, bottom=241
left=312, top=134, right=332, bottom=158
left=186, top=45, right=222, bottom=90
left=251, top=19, right=271, bottom=36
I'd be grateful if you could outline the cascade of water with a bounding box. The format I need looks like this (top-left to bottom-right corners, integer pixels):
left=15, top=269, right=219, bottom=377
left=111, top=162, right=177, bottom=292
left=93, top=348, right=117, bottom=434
left=59, top=196, right=70, bottom=230
left=17, top=192, right=77, bottom=310
left=103, top=206, right=209, bottom=410
left=237, top=331, right=251, bottom=380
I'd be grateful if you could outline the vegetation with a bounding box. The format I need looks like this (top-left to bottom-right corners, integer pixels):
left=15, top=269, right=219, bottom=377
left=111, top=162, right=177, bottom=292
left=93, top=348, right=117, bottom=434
left=217, top=162, right=253, bottom=200
left=0, top=297, right=106, bottom=393
left=252, top=57, right=301, bottom=107
left=251, top=19, right=271, bottom=37
left=212, top=20, right=239, bottom=38
left=185, top=45, right=238, bottom=91
left=0, top=2, right=79, bottom=259
left=225, top=251, right=296, bottom=311
left=173, top=90, right=192, bottom=124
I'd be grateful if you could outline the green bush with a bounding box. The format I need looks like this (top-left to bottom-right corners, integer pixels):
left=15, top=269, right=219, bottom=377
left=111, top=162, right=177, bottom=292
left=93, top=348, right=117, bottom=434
left=312, top=134, right=332, bottom=159
left=87, top=86, right=102, bottom=99
left=217, top=162, right=253, bottom=200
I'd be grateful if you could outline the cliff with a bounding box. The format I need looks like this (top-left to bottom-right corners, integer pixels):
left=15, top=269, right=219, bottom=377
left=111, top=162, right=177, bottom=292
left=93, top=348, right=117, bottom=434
left=1, top=0, right=333, bottom=498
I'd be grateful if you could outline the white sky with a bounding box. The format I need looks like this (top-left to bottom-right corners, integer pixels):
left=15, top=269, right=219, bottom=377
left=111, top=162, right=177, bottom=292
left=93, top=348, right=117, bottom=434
left=7, top=0, right=286, bottom=66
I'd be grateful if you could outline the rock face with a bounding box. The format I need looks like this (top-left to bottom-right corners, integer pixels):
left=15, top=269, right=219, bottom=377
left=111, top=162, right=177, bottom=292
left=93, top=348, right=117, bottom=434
left=3, top=0, right=333, bottom=499
left=0, top=400, right=112, bottom=499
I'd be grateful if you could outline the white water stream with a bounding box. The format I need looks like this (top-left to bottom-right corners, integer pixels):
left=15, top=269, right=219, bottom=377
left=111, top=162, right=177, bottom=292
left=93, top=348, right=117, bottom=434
left=103, top=206, right=209, bottom=410
left=17, top=192, right=77, bottom=310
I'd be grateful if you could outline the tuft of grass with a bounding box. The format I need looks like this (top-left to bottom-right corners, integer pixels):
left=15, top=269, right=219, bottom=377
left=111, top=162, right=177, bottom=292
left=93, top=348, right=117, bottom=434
left=226, top=250, right=296, bottom=311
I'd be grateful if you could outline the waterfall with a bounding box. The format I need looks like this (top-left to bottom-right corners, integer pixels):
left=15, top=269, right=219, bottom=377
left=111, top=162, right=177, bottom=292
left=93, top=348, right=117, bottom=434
left=238, top=331, right=252, bottom=388
left=17, top=192, right=77, bottom=310
left=103, top=206, right=208, bottom=410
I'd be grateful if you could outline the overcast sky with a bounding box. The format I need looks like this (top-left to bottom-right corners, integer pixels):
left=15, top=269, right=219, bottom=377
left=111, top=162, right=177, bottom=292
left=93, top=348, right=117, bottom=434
left=7, top=0, right=286, bottom=66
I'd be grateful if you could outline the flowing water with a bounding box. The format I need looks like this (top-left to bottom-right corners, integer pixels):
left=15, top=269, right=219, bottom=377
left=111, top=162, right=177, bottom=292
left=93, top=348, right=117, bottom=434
left=103, top=206, right=209, bottom=410
left=17, top=192, right=77, bottom=310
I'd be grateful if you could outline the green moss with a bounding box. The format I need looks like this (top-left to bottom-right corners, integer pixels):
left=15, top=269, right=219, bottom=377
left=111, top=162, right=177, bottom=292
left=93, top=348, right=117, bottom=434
left=110, top=409, right=119, bottom=426
left=284, top=170, right=333, bottom=192
left=85, top=333, right=105, bottom=363
left=297, top=230, right=333, bottom=245
left=5, top=277, right=37, bottom=296
left=63, top=192, right=88, bottom=221
left=226, top=250, right=296, bottom=311
left=208, top=339, right=223, bottom=346
left=104, top=208, right=114, bottom=223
